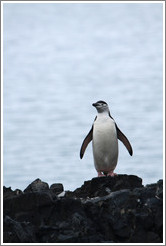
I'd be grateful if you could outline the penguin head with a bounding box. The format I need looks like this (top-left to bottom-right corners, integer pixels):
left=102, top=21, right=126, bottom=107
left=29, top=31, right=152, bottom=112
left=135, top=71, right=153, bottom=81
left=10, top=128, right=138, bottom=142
left=92, top=100, right=109, bottom=113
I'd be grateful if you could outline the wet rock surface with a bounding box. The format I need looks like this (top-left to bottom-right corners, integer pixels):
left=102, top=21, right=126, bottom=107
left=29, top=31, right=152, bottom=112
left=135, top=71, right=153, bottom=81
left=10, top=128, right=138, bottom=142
left=3, top=175, right=163, bottom=243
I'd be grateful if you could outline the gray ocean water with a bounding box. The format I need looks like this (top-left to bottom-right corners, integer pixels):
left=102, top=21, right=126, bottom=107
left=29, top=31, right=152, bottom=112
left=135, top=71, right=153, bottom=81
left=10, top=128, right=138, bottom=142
left=3, top=3, right=163, bottom=191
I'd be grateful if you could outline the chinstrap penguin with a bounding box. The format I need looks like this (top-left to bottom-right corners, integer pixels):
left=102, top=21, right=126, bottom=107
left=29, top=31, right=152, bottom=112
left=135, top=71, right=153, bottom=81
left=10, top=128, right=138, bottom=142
left=80, top=100, right=133, bottom=177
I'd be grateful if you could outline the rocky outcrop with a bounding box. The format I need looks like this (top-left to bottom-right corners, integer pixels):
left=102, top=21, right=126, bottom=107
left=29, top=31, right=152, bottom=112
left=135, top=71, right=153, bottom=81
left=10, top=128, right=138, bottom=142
left=3, top=175, right=163, bottom=243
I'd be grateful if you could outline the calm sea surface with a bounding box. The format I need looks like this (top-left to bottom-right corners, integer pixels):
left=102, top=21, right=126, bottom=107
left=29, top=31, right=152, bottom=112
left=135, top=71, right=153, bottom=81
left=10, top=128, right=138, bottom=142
left=3, top=3, right=163, bottom=191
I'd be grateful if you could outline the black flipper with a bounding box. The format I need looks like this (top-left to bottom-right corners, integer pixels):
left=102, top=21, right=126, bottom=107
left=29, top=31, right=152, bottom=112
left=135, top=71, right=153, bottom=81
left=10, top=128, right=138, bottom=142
left=80, top=126, right=93, bottom=159
left=115, top=123, right=133, bottom=156
left=80, top=117, right=97, bottom=159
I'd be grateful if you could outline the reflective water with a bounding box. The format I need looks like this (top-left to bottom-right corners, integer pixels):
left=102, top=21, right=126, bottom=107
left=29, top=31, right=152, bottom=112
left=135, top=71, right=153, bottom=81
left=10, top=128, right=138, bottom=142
left=3, top=3, right=163, bottom=191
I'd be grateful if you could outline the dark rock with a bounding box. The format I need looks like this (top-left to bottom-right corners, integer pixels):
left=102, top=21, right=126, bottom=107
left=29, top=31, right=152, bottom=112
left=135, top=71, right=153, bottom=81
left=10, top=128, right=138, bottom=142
left=4, top=191, right=53, bottom=217
left=3, top=216, right=37, bottom=243
left=156, top=179, right=163, bottom=199
left=3, top=175, right=163, bottom=243
left=50, top=183, right=64, bottom=195
left=24, top=178, right=49, bottom=193
left=3, top=186, right=23, bottom=199
left=66, top=174, right=143, bottom=198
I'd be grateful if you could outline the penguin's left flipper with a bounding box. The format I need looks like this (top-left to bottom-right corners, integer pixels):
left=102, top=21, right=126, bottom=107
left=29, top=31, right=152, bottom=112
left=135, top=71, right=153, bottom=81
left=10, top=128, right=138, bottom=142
left=115, top=124, right=133, bottom=156
left=80, top=126, right=93, bottom=159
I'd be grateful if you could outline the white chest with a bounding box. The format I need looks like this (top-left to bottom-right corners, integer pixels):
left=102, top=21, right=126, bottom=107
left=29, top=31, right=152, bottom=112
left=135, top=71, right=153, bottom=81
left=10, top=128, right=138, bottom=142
left=92, top=114, right=118, bottom=172
left=93, top=115, right=116, bottom=140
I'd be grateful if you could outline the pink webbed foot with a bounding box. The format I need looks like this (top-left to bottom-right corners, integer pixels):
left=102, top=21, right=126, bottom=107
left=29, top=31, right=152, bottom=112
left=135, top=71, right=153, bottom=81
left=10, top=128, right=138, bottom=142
left=107, top=171, right=118, bottom=177
left=97, top=171, right=106, bottom=177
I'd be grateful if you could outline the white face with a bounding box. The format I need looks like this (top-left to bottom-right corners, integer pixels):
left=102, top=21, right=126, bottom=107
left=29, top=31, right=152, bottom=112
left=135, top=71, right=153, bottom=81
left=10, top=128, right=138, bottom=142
left=93, top=101, right=109, bottom=113
left=96, top=102, right=107, bottom=109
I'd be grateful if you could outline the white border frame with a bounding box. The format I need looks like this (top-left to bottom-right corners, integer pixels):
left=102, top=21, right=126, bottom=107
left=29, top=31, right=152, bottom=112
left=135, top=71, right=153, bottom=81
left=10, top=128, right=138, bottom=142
left=1, top=1, right=165, bottom=245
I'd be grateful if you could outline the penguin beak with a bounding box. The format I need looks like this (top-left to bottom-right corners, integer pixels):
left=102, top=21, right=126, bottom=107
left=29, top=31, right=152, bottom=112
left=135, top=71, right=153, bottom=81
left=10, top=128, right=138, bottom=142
left=92, top=102, right=98, bottom=107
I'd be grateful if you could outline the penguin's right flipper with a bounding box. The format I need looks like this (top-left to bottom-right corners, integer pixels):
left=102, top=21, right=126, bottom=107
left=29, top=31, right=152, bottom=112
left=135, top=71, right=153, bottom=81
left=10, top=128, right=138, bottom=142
left=80, top=126, right=93, bottom=159
left=115, top=124, right=133, bottom=156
